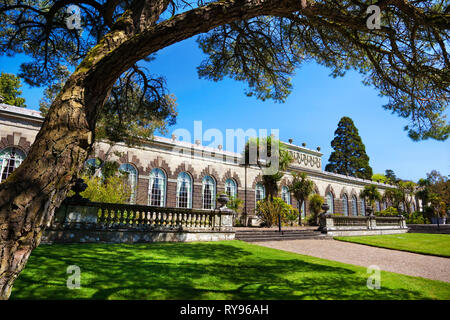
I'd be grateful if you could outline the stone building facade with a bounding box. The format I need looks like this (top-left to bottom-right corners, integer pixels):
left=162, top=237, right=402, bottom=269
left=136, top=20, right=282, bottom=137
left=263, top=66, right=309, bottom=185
left=0, top=103, right=420, bottom=224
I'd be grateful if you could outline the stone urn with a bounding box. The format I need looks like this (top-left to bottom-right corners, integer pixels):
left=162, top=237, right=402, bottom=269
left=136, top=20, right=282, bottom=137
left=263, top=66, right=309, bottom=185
left=318, top=203, right=330, bottom=231
left=217, top=193, right=229, bottom=208
left=67, top=178, right=89, bottom=203
left=366, top=207, right=374, bottom=217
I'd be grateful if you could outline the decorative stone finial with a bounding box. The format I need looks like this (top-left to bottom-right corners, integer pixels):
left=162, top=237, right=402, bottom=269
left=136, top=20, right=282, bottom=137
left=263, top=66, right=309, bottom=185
left=288, top=138, right=293, bottom=144
left=67, top=178, right=89, bottom=203
left=317, top=146, right=321, bottom=151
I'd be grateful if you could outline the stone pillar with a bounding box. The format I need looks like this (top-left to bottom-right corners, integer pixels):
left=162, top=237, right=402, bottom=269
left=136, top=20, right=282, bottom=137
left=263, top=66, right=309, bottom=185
left=214, top=193, right=235, bottom=231
left=368, top=216, right=377, bottom=229
left=399, top=215, right=407, bottom=229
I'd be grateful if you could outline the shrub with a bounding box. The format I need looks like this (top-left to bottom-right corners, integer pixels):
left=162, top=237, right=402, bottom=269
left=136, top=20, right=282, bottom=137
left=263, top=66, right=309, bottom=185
left=308, top=194, right=324, bottom=226
left=306, top=214, right=317, bottom=226
left=406, top=211, right=430, bottom=224
left=376, top=206, right=399, bottom=217
left=80, top=174, right=132, bottom=204
left=256, top=197, right=299, bottom=227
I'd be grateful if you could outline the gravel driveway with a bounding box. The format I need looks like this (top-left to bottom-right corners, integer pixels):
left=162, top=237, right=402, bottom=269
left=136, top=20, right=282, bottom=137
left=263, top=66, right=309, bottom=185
left=254, top=239, right=450, bottom=283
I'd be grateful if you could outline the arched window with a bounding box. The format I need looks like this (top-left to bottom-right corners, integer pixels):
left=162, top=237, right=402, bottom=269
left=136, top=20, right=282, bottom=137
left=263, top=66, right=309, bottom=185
left=342, top=194, right=348, bottom=216
left=225, top=179, right=237, bottom=198
left=412, top=201, right=416, bottom=212
left=376, top=200, right=381, bottom=212
left=326, top=192, right=334, bottom=214
left=352, top=195, right=358, bottom=216
left=0, top=147, right=26, bottom=182
left=149, top=168, right=166, bottom=207
left=361, top=197, right=366, bottom=215
left=281, top=186, right=290, bottom=205
left=119, top=163, right=138, bottom=204
left=177, top=172, right=192, bottom=208
left=202, top=176, right=216, bottom=209
left=255, top=183, right=265, bottom=203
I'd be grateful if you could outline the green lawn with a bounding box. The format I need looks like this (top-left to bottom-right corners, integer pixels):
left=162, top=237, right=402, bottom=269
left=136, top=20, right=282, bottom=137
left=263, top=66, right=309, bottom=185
left=334, top=233, right=450, bottom=258
left=10, top=240, right=450, bottom=300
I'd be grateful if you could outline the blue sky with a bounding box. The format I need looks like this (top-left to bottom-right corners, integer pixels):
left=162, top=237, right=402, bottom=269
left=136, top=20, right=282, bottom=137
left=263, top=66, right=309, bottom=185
left=1, top=37, right=449, bottom=182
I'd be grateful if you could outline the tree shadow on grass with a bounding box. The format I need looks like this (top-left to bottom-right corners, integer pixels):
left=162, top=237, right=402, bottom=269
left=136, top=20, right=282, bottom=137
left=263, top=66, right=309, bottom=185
left=10, top=242, right=447, bottom=300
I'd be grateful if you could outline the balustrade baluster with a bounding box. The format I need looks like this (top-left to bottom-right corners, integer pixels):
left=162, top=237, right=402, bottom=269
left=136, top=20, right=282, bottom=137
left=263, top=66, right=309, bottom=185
left=106, top=209, right=112, bottom=227
left=181, top=213, right=185, bottom=228
left=135, top=210, right=143, bottom=227
left=173, top=212, right=178, bottom=228
left=186, top=213, right=191, bottom=228
left=156, top=211, right=161, bottom=228
left=167, top=212, right=173, bottom=229
left=203, top=214, right=207, bottom=228
left=98, top=208, right=105, bottom=226
left=149, top=211, right=154, bottom=227
left=162, top=212, right=167, bottom=227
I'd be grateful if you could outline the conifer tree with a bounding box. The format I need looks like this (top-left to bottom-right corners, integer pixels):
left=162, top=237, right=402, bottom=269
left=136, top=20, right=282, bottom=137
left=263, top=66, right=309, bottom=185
left=325, top=117, right=373, bottom=179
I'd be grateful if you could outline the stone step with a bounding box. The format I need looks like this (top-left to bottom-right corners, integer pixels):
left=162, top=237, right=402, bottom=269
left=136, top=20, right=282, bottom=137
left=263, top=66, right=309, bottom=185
left=235, top=230, right=332, bottom=242
left=236, top=232, right=320, bottom=238
left=236, top=235, right=331, bottom=242
left=236, top=230, right=320, bottom=236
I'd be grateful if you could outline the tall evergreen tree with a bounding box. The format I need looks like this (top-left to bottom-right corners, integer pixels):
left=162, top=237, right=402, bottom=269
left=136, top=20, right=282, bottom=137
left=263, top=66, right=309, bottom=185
left=385, top=169, right=398, bottom=184
left=325, top=117, right=373, bottom=179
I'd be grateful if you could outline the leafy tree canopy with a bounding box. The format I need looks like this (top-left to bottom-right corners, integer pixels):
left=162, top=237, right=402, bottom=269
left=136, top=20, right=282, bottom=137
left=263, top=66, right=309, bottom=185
left=372, top=173, right=388, bottom=183
left=418, top=170, right=449, bottom=212
left=0, top=72, right=26, bottom=107
left=0, top=0, right=448, bottom=140
left=243, top=136, right=293, bottom=199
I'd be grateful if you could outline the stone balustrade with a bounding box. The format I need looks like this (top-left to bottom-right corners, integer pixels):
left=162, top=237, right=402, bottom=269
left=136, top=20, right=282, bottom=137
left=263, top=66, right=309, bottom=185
left=319, top=214, right=408, bottom=236
left=43, top=200, right=235, bottom=244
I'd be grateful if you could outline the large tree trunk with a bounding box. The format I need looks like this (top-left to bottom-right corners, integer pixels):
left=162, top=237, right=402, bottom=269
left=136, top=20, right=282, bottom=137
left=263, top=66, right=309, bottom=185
left=0, top=0, right=312, bottom=299
left=0, top=2, right=162, bottom=300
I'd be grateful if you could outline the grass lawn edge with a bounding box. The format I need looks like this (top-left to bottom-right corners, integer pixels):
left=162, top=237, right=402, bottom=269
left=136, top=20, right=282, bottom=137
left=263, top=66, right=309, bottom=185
left=333, top=236, right=450, bottom=258
left=245, top=240, right=450, bottom=286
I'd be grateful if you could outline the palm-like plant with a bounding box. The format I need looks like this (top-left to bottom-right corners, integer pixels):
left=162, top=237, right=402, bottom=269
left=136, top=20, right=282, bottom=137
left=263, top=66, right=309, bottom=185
left=416, top=178, right=431, bottom=211
left=244, top=136, right=293, bottom=201
left=308, top=194, right=324, bottom=226
left=360, top=184, right=382, bottom=214
left=383, top=187, right=404, bottom=212
left=397, top=181, right=416, bottom=214
left=288, top=172, right=315, bottom=225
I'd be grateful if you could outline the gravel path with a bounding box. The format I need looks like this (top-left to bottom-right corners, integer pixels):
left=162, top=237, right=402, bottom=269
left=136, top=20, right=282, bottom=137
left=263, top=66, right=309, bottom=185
left=254, top=239, right=450, bottom=283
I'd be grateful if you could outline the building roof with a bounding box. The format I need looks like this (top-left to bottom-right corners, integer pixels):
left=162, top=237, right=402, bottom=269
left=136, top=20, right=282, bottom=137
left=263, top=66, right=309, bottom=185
left=0, top=103, right=44, bottom=121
